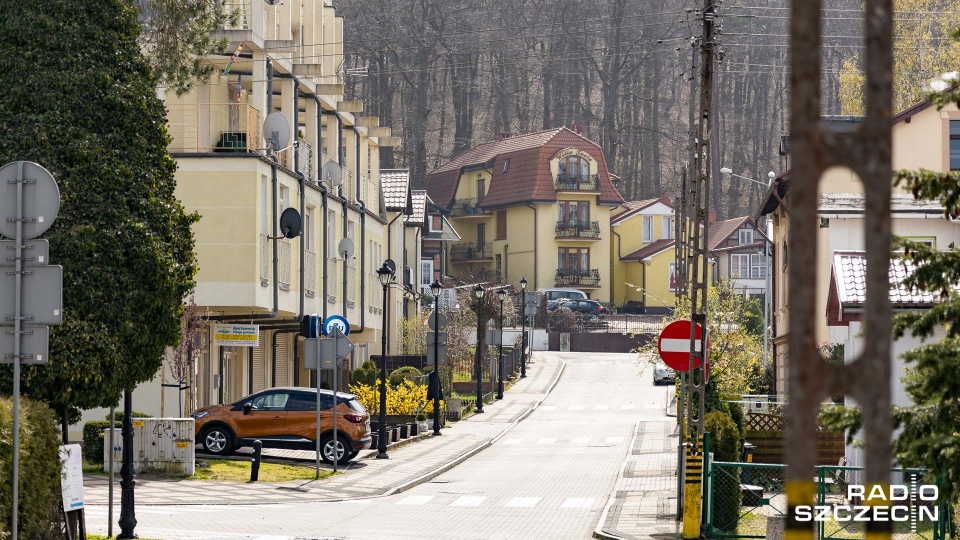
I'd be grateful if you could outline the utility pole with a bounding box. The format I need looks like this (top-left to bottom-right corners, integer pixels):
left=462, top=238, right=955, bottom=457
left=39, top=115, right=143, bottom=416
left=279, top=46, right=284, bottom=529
left=682, top=1, right=719, bottom=537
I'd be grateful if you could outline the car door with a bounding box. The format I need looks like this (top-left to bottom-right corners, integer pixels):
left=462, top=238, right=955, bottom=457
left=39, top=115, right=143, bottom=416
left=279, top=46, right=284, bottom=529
left=235, top=390, right=290, bottom=441
left=283, top=392, right=333, bottom=442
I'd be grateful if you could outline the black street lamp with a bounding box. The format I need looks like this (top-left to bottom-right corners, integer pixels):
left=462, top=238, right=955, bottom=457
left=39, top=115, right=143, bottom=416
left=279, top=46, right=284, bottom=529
left=118, top=389, right=136, bottom=538
left=496, top=287, right=506, bottom=399
left=430, top=279, right=443, bottom=436
left=473, top=284, right=485, bottom=413
left=520, top=277, right=528, bottom=378
left=376, top=261, right=395, bottom=459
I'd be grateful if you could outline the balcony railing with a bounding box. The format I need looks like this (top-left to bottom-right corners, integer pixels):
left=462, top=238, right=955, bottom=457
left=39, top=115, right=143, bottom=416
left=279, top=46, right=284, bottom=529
left=555, top=221, right=601, bottom=239
left=279, top=240, right=292, bottom=291
left=224, top=0, right=252, bottom=30
left=555, top=268, right=601, bottom=287
left=347, top=266, right=357, bottom=307
left=167, top=103, right=262, bottom=154
left=451, top=198, right=489, bottom=217
left=297, top=138, right=313, bottom=180
left=327, top=258, right=338, bottom=303
left=450, top=242, right=493, bottom=262
left=260, top=233, right=270, bottom=286
left=554, top=173, right=600, bottom=192
left=305, top=249, right=317, bottom=297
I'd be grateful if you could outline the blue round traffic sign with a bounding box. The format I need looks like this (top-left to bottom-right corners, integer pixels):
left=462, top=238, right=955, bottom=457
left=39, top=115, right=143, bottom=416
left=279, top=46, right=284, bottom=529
left=323, top=315, right=350, bottom=336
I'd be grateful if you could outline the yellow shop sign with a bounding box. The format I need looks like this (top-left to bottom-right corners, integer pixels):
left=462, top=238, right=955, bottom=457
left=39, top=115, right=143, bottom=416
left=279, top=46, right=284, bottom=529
left=213, top=324, right=260, bottom=347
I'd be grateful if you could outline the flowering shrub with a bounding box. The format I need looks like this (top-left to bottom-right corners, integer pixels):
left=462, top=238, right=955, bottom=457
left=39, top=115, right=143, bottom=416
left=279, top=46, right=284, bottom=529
left=349, top=379, right=442, bottom=416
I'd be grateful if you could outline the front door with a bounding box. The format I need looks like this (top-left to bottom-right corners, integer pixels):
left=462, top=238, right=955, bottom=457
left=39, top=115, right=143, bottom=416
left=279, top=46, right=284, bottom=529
left=235, top=390, right=289, bottom=441
left=477, top=223, right=486, bottom=248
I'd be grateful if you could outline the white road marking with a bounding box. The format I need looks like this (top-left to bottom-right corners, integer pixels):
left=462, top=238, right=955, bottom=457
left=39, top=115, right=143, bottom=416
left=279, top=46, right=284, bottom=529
left=561, top=497, right=595, bottom=509
left=604, top=437, right=624, bottom=444
left=620, top=404, right=636, bottom=410
left=536, top=437, right=557, bottom=445
left=568, top=405, right=584, bottom=411
left=397, top=495, right=434, bottom=506
left=593, top=405, right=609, bottom=410
left=540, top=405, right=557, bottom=411
left=505, top=496, right=542, bottom=508
left=502, top=438, right=523, bottom=445
left=451, top=496, right=487, bottom=507
left=571, top=437, right=591, bottom=444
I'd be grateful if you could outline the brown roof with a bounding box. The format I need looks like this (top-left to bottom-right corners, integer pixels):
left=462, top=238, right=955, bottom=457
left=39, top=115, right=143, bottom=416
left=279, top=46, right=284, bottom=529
left=707, top=216, right=751, bottom=251
left=621, top=239, right=675, bottom=261
left=404, top=190, right=427, bottom=226
left=381, top=169, right=412, bottom=213
left=611, top=196, right=673, bottom=225
left=424, top=127, right=624, bottom=209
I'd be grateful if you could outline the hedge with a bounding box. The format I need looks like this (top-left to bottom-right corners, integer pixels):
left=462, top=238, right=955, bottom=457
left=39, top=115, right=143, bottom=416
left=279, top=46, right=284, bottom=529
left=83, top=410, right=151, bottom=465
left=0, top=396, right=65, bottom=538
left=705, top=410, right=742, bottom=532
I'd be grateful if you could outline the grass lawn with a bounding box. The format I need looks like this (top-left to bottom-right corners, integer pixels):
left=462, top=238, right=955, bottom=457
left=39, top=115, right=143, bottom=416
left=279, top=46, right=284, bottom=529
left=83, top=459, right=333, bottom=483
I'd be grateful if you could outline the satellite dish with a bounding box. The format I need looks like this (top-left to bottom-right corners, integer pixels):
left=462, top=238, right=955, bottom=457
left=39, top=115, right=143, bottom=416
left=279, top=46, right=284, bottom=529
left=262, top=112, right=291, bottom=151
left=321, top=161, right=343, bottom=188
left=338, top=237, right=354, bottom=259
left=279, top=208, right=302, bottom=239
left=384, top=258, right=396, bottom=275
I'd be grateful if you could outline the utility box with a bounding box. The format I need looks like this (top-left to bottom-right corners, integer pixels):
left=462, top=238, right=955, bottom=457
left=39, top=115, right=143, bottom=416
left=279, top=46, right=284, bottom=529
left=104, top=418, right=195, bottom=476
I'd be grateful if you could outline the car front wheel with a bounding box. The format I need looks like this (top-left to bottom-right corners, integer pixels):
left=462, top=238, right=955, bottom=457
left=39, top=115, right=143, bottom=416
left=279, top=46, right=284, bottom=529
left=202, top=426, right=234, bottom=456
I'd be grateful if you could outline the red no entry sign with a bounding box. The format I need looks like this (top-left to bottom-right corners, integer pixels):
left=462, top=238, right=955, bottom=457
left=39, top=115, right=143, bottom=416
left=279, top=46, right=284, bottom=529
left=658, top=320, right=709, bottom=372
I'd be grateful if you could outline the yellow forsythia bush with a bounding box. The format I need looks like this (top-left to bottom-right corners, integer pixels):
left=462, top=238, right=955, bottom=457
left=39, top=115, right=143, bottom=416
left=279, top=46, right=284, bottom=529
left=349, top=379, right=442, bottom=415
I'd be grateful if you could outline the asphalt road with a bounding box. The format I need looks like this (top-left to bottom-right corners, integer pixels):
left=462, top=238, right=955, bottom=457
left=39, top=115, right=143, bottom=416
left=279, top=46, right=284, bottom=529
left=85, top=352, right=670, bottom=540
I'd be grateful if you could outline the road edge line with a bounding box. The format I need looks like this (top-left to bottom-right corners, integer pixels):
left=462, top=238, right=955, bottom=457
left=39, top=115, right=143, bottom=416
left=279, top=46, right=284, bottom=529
left=593, top=420, right=641, bottom=540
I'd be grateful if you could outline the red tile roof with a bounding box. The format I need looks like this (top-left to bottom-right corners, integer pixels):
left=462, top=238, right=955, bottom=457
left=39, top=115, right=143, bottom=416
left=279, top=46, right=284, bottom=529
left=707, top=216, right=751, bottom=251
left=424, top=127, right=624, bottom=209
left=621, top=239, right=675, bottom=261
left=381, top=169, right=412, bottom=212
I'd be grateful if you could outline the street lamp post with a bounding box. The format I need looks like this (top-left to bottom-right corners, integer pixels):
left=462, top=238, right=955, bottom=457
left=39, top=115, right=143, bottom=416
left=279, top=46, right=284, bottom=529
left=519, top=277, right=527, bottom=378
left=473, top=284, right=485, bottom=413
left=118, top=389, right=136, bottom=539
left=430, top=279, right=443, bottom=436
left=376, top=262, right=395, bottom=459
left=496, top=288, right=506, bottom=399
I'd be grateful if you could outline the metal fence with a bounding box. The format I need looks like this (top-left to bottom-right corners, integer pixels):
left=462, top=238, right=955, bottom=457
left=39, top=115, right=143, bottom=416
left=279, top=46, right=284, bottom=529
left=707, top=461, right=952, bottom=540
left=549, top=312, right=669, bottom=334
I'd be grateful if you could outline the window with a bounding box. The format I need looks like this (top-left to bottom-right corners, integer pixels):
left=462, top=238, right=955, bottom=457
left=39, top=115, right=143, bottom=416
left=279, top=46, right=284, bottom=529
left=327, top=211, right=336, bottom=259
left=750, top=254, right=767, bottom=279
left=477, top=178, right=486, bottom=203
left=730, top=254, right=750, bottom=278
left=502, top=159, right=510, bottom=174
left=279, top=186, right=289, bottom=215
left=642, top=216, right=654, bottom=242
left=261, top=176, right=269, bottom=234
left=430, top=215, right=442, bottom=232
left=558, top=201, right=589, bottom=226
left=305, top=207, right=314, bottom=251
left=951, top=121, right=960, bottom=170
left=558, top=156, right=590, bottom=181
left=286, top=393, right=316, bottom=411
left=903, top=236, right=936, bottom=248
left=738, top=228, right=754, bottom=245
left=496, top=210, right=507, bottom=240
left=420, top=260, right=434, bottom=287
left=247, top=391, right=290, bottom=411
left=558, top=247, right=589, bottom=274
left=495, top=254, right=502, bottom=280
left=663, top=217, right=674, bottom=239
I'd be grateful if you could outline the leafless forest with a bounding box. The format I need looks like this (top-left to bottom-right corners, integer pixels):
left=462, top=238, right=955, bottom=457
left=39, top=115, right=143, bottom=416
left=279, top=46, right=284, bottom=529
left=340, top=0, right=956, bottom=219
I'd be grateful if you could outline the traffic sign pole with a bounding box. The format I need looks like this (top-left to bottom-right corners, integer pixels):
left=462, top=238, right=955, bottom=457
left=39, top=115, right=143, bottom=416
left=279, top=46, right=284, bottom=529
left=11, top=162, right=23, bottom=540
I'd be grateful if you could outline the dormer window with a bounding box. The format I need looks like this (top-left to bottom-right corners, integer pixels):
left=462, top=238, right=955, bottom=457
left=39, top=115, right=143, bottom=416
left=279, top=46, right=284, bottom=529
left=738, top=228, right=754, bottom=245
left=502, top=159, right=510, bottom=174
left=951, top=121, right=960, bottom=170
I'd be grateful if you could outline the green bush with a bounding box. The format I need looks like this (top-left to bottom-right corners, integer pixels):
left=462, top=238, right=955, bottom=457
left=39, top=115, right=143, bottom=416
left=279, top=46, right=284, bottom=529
left=0, top=397, right=65, bottom=537
left=705, top=410, right=742, bottom=532
left=83, top=420, right=111, bottom=465
left=105, top=410, right=151, bottom=422
left=351, top=365, right=376, bottom=386
left=727, top=401, right=746, bottom=457
left=388, top=366, right=421, bottom=387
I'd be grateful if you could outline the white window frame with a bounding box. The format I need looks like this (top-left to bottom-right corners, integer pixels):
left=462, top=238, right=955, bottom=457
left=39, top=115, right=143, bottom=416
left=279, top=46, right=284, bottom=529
left=750, top=253, right=768, bottom=279
left=663, top=217, right=674, bottom=240
left=420, top=260, right=434, bottom=288
left=305, top=207, right=314, bottom=251
left=730, top=253, right=750, bottom=279
left=738, top=228, right=754, bottom=245
left=642, top=215, right=654, bottom=243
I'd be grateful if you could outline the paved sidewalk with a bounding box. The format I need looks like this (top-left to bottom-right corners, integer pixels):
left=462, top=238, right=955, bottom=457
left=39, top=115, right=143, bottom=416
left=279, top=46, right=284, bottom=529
left=595, top=387, right=684, bottom=539
left=83, top=352, right=564, bottom=506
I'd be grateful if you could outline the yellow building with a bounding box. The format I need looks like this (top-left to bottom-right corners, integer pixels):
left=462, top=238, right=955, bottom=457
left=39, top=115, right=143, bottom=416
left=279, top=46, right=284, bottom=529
left=424, top=128, right=623, bottom=300
left=610, top=196, right=677, bottom=313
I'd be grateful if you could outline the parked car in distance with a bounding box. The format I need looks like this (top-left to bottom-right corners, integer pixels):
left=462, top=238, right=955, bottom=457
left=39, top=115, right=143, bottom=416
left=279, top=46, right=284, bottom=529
left=653, top=360, right=675, bottom=385
left=191, top=387, right=371, bottom=465
left=554, top=299, right=606, bottom=316
left=543, top=288, right=589, bottom=303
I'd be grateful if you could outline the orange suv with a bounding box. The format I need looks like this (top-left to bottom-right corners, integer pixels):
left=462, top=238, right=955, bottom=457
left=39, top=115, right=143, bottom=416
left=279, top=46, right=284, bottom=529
left=191, top=387, right=371, bottom=465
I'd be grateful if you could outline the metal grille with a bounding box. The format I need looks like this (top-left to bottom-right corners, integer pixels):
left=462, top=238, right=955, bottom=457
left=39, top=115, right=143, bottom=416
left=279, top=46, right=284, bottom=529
left=252, top=335, right=266, bottom=393
left=279, top=239, right=292, bottom=290
left=260, top=233, right=270, bottom=285
left=305, top=249, right=317, bottom=296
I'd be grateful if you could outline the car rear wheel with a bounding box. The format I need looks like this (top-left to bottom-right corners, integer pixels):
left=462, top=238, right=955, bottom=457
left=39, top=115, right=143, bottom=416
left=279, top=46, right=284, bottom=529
left=320, top=434, right=351, bottom=465
left=202, top=426, right=234, bottom=456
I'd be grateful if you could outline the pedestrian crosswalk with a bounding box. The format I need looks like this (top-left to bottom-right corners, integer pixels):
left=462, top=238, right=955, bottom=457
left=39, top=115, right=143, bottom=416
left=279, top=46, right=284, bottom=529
left=383, top=495, right=599, bottom=510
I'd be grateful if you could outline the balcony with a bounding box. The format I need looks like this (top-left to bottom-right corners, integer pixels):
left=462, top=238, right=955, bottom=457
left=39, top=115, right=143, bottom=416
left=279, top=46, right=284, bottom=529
left=554, top=173, right=600, bottom=192
left=555, top=221, right=601, bottom=240
left=451, top=198, right=490, bottom=217
left=450, top=242, right=493, bottom=262
left=167, top=103, right=262, bottom=154
left=305, top=249, right=317, bottom=297
left=555, top=269, right=601, bottom=288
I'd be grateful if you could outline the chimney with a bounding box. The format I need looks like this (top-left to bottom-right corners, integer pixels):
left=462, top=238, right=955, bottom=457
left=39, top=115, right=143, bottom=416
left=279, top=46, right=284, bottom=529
left=497, top=131, right=512, bottom=141
left=709, top=210, right=717, bottom=223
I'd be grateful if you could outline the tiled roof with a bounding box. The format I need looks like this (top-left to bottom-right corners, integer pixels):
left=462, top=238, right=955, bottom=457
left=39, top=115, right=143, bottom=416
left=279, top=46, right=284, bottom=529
left=621, top=239, right=675, bottom=261
left=707, top=217, right=751, bottom=251
left=818, top=193, right=944, bottom=213
left=832, top=251, right=937, bottom=307
left=424, top=127, right=624, bottom=209
left=404, top=190, right=427, bottom=226
left=381, top=169, right=411, bottom=212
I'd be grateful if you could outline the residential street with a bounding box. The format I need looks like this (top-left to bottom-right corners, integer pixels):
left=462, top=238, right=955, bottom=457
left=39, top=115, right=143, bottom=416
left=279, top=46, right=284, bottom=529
left=84, top=352, right=674, bottom=539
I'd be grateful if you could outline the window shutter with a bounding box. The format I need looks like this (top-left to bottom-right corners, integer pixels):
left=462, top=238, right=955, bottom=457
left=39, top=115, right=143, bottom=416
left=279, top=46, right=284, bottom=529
left=252, top=333, right=266, bottom=393
left=275, top=333, right=289, bottom=387
left=496, top=211, right=507, bottom=240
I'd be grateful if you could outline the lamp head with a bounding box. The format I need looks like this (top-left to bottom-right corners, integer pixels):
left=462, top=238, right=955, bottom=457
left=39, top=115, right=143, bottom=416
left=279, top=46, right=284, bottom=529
left=768, top=171, right=776, bottom=180
left=520, top=277, right=527, bottom=291
left=473, top=284, right=485, bottom=299
left=496, top=288, right=507, bottom=302
left=430, top=279, right=442, bottom=298
left=377, top=262, right=394, bottom=286
left=720, top=167, right=733, bottom=175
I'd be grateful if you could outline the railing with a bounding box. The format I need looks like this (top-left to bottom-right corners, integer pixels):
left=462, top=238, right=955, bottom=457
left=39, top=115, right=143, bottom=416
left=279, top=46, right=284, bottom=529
left=555, top=221, right=601, bottom=239
left=450, top=242, right=493, bottom=262
left=554, top=173, right=600, bottom=192
left=549, top=313, right=669, bottom=334
left=223, top=0, right=252, bottom=30
left=347, top=266, right=357, bottom=307
left=167, top=103, right=262, bottom=154
left=555, top=268, right=600, bottom=287
left=327, top=258, right=338, bottom=303
left=451, top=198, right=489, bottom=217
left=297, top=138, right=313, bottom=181
left=279, top=240, right=292, bottom=290
left=305, top=249, right=317, bottom=297
left=260, top=234, right=270, bottom=286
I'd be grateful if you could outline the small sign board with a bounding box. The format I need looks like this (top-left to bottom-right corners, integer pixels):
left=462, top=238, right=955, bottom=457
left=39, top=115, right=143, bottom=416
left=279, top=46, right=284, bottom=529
left=0, top=240, right=49, bottom=266
left=429, top=313, right=448, bottom=332
left=524, top=305, right=538, bottom=317
left=0, top=265, right=62, bottom=325
left=427, top=343, right=448, bottom=366
left=657, top=320, right=709, bottom=371
left=486, top=329, right=501, bottom=346
left=59, top=444, right=84, bottom=511
left=213, top=324, right=260, bottom=347
left=323, top=315, right=350, bottom=336
left=426, top=331, right=447, bottom=346
left=524, top=293, right=542, bottom=306
left=0, top=325, right=48, bottom=364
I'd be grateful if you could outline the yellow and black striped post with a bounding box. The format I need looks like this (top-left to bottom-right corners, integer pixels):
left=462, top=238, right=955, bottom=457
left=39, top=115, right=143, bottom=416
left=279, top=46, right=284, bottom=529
left=683, top=435, right=705, bottom=539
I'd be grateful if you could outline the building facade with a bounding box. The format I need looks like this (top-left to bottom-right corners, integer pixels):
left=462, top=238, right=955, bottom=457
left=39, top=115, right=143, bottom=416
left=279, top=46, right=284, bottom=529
left=425, top=128, right=623, bottom=300
left=610, top=196, right=677, bottom=313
